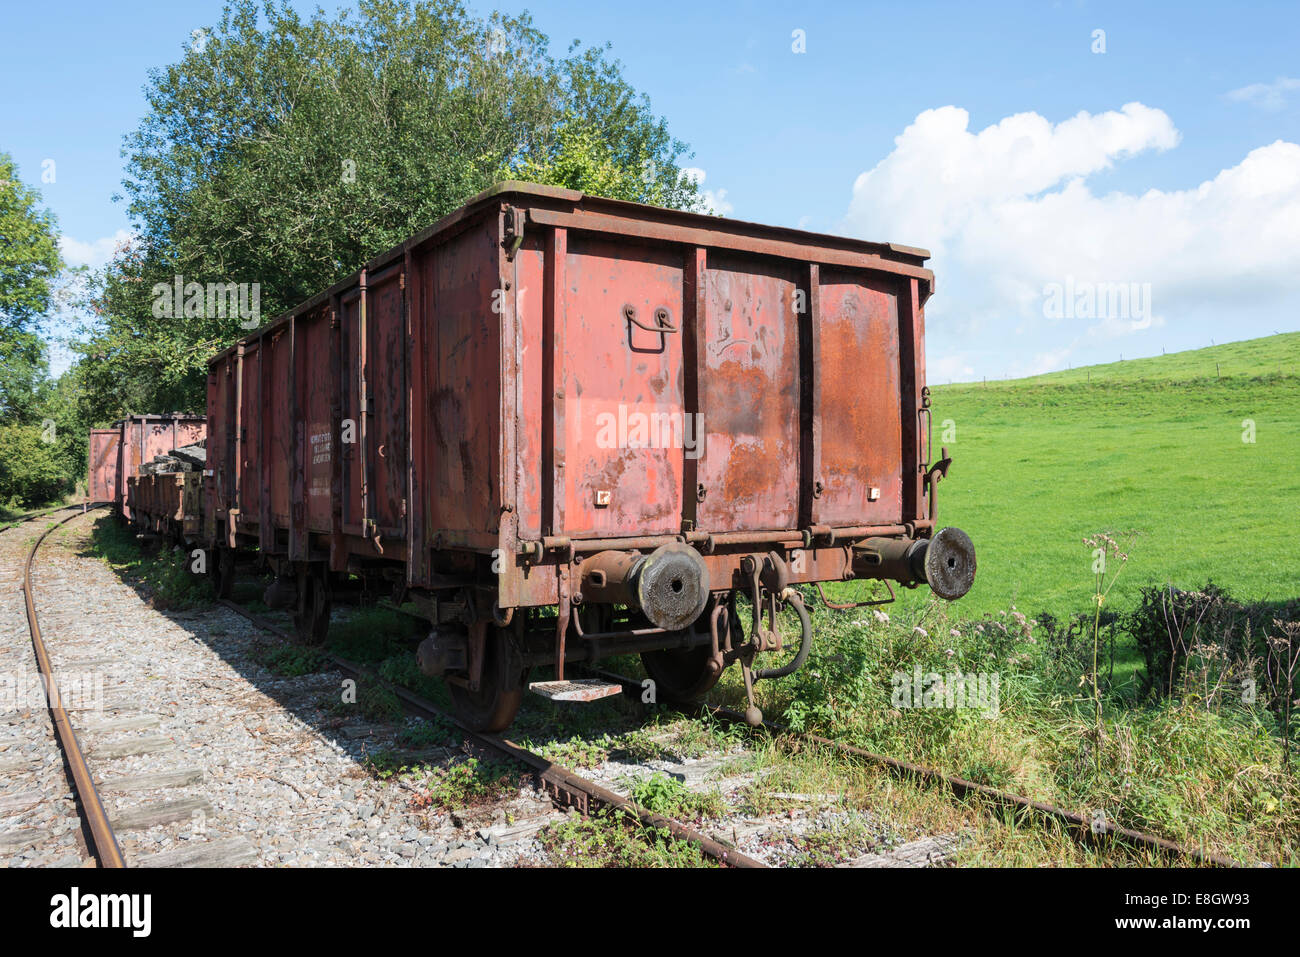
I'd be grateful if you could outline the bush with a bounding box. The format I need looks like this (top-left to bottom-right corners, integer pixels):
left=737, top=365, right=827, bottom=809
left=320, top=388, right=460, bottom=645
left=1124, top=582, right=1296, bottom=711
left=0, top=423, right=70, bottom=506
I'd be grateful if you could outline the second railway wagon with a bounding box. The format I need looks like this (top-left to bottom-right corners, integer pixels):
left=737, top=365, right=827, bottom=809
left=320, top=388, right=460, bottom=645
left=203, top=182, right=976, bottom=731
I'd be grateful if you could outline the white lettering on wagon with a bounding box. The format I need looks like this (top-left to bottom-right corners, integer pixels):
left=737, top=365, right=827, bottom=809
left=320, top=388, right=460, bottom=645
left=309, top=426, right=332, bottom=496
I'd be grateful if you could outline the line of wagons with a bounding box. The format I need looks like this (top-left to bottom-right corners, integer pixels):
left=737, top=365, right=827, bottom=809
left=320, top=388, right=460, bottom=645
left=87, top=183, right=976, bottom=732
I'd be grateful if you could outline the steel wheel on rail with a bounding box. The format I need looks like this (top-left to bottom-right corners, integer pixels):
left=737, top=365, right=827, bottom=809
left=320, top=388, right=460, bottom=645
left=293, top=564, right=331, bottom=646
left=640, top=598, right=732, bottom=707
left=448, top=630, right=527, bottom=733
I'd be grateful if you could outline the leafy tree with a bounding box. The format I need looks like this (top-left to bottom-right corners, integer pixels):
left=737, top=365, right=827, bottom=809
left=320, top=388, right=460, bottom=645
left=82, top=0, right=702, bottom=415
left=0, top=153, right=63, bottom=422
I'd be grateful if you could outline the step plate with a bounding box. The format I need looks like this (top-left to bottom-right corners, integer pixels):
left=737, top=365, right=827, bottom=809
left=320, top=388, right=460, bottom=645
left=527, top=679, right=625, bottom=702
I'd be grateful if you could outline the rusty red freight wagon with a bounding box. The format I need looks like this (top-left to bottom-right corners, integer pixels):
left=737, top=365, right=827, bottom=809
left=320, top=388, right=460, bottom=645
left=116, top=414, right=207, bottom=520
left=204, top=182, right=975, bottom=731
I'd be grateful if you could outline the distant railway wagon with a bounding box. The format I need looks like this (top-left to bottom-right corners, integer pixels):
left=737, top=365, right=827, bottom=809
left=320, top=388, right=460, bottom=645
left=86, top=414, right=206, bottom=517
left=126, top=183, right=977, bottom=732
left=86, top=429, right=121, bottom=504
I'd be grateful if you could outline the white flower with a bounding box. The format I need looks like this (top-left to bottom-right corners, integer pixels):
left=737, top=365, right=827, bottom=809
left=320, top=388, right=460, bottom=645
left=913, top=625, right=928, bottom=637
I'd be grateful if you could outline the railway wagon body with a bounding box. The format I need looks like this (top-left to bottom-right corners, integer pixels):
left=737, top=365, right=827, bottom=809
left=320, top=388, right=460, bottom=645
left=116, top=414, right=207, bottom=520
left=87, top=429, right=121, bottom=505
left=126, top=472, right=203, bottom=539
left=204, top=182, right=975, bottom=731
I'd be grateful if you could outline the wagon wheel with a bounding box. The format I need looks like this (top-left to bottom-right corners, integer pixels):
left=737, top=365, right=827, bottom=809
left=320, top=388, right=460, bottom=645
left=640, top=602, right=732, bottom=706
left=641, top=644, right=722, bottom=707
left=448, top=629, right=527, bottom=733
left=209, top=546, right=236, bottom=600
left=293, top=565, right=331, bottom=646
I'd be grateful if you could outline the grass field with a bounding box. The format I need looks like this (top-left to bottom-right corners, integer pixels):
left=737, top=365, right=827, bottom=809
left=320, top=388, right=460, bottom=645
left=885, top=332, right=1300, bottom=619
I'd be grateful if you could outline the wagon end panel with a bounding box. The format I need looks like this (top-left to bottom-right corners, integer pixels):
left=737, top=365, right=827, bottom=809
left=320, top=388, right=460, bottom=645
left=87, top=429, right=120, bottom=505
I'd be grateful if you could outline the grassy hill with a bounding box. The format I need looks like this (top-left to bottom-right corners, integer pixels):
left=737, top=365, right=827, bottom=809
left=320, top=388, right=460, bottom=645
left=888, top=332, right=1300, bottom=619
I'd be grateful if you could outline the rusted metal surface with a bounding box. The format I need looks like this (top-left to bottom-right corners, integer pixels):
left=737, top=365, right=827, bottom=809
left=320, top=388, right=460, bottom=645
left=204, top=182, right=942, bottom=606
left=86, top=428, right=120, bottom=504
left=194, top=183, right=974, bottom=729
left=115, top=414, right=206, bottom=520
left=20, top=507, right=125, bottom=868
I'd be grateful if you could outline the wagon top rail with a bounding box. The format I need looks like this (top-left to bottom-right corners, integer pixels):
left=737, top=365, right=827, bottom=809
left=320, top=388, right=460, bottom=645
left=207, top=180, right=935, bottom=365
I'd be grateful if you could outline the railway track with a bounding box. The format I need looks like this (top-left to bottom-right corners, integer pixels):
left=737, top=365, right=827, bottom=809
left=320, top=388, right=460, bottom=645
left=4, top=505, right=123, bottom=866
left=6, top=507, right=255, bottom=869
left=215, top=598, right=766, bottom=867
left=6, top=509, right=1245, bottom=868
left=580, top=669, right=1243, bottom=868
left=219, top=592, right=1240, bottom=868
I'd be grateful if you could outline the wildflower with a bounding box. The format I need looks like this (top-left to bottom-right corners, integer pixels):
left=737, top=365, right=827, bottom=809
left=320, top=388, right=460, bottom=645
left=873, top=610, right=890, bottom=624
left=913, top=625, right=928, bottom=637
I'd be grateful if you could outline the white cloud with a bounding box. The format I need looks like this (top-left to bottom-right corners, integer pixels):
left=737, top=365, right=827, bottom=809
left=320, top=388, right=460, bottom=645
left=680, top=167, right=734, bottom=217
left=59, top=229, right=133, bottom=270
left=1225, top=77, right=1300, bottom=112
left=842, top=104, right=1300, bottom=378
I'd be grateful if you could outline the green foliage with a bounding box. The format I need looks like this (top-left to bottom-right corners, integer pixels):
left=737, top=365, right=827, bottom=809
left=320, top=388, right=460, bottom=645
left=0, top=423, right=68, bottom=506
left=0, top=152, right=63, bottom=341
left=628, top=772, right=724, bottom=819
left=502, top=114, right=705, bottom=208
left=80, top=0, right=701, bottom=418
left=396, top=716, right=457, bottom=749
left=87, top=516, right=214, bottom=609
left=0, top=153, right=91, bottom=504
left=256, top=643, right=328, bottom=676
left=724, top=595, right=1299, bottom=863
left=538, top=807, right=714, bottom=868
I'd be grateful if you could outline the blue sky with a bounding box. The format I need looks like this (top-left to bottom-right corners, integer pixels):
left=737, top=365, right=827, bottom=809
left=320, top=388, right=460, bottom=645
left=3, top=0, right=1298, bottom=379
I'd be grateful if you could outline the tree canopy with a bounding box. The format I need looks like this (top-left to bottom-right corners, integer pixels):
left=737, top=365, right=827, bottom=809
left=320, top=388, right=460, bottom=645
left=0, top=151, right=63, bottom=423
left=81, top=0, right=704, bottom=419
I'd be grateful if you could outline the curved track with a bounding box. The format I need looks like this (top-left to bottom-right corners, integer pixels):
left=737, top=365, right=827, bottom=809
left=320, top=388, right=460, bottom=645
left=15, top=505, right=125, bottom=868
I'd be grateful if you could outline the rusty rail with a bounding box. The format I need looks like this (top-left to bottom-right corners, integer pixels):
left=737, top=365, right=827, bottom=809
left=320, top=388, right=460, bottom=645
left=18, top=506, right=125, bottom=868
left=0, top=501, right=82, bottom=535
left=582, top=667, right=1243, bottom=868
left=217, top=599, right=763, bottom=868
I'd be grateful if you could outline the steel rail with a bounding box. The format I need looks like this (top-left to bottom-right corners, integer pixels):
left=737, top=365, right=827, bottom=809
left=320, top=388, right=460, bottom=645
left=217, top=598, right=764, bottom=869
left=582, top=667, right=1243, bottom=868
left=0, top=501, right=84, bottom=535
left=18, top=505, right=125, bottom=868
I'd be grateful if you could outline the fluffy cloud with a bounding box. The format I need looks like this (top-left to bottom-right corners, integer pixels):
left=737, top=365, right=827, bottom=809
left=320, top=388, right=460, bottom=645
left=843, top=104, right=1300, bottom=378
left=681, top=167, right=734, bottom=217
left=59, top=229, right=133, bottom=270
